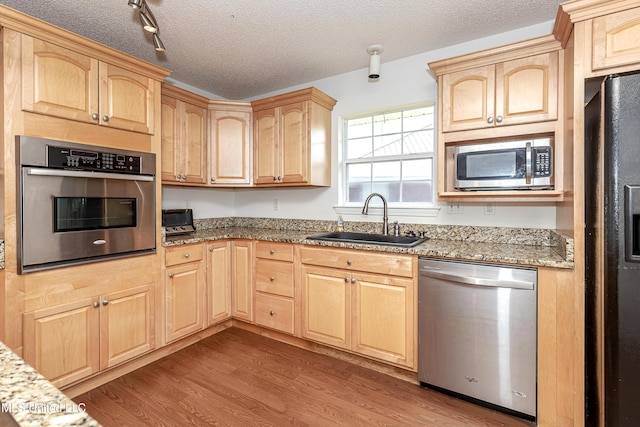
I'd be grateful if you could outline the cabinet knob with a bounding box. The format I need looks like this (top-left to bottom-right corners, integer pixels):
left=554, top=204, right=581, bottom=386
left=270, top=310, right=276, bottom=316
left=270, top=276, right=275, bottom=281
left=184, top=253, right=190, bottom=258
left=273, top=176, right=278, bottom=181
left=277, top=176, right=282, bottom=182
left=102, top=115, right=110, bottom=122
left=495, top=115, right=503, bottom=123
left=351, top=278, right=356, bottom=284
left=91, top=113, right=99, bottom=120
left=209, top=246, right=214, bottom=252
left=168, top=273, right=174, bottom=278
left=487, top=116, right=494, bottom=124
left=93, top=301, right=100, bottom=308
left=211, top=177, right=216, bottom=183
left=344, top=277, right=349, bottom=282
left=346, top=259, right=352, bottom=265
left=102, top=299, right=109, bottom=306
left=270, top=249, right=275, bottom=254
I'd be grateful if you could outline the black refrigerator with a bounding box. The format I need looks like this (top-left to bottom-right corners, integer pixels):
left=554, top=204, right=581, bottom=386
left=585, top=72, right=640, bottom=426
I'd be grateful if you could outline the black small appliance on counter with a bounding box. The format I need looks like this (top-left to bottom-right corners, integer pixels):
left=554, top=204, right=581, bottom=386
left=162, top=208, right=195, bottom=236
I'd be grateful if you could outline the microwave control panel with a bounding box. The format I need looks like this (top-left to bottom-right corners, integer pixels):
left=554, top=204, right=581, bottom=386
left=47, top=145, right=142, bottom=174
left=533, top=147, right=552, bottom=177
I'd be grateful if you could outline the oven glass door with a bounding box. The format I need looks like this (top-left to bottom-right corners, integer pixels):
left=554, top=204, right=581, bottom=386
left=20, top=167, right=155, bottom=272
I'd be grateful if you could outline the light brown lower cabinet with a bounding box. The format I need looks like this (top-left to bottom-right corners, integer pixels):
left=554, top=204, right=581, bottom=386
left=231, top=240, right=254, bottom=321
left=299, top=247, right=415, bottom=369
left=165, top=244, right=205, bottom=343
left=206, top=240, right=232, bottom=325
left=23, top=284, right=154, bottom=388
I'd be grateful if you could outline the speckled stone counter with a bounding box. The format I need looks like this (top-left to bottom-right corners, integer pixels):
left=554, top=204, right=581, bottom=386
left=0, top=240, right=5, bottom=269
left=0, top=341, right=100, bottom=427
left=164, top=218, right=574, bottom=269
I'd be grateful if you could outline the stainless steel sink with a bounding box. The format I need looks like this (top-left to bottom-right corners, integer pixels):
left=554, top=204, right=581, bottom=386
left=307, top=231, right=428, bottom=247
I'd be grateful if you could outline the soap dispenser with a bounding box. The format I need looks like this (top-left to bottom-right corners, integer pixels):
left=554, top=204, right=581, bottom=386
left=336, top=215, right=344, bottom=232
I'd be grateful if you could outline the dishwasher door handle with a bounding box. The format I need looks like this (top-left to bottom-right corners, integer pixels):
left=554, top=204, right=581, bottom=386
left=420, top=269, right=535, bottom=290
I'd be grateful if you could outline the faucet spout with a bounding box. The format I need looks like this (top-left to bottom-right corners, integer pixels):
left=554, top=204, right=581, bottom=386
left=362, top=192, right=389, bottom=235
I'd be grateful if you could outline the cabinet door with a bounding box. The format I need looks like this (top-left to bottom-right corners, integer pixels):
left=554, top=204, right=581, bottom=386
left=300, top=265, right=350, bottom=349
left=231, top=240, right=254, bottom=321
left=280, top=101, right=308, bottom=184
left=253, top=108, right=279, bottom=184
left=99, top=62, right=154, bottom=134
left=352, top=273, right=414, bottom=368
left=210, top=110, right=252, bottom=185
left=592, top=8, right=640, bottom=72
left=181, top=101, right=207, bottom=184
left=23, top=298, right=100, bottom=388
left=21, top=35, right=99, bottom=124
left=495, top=52, right=558, bottom=126
left=161, top=95, right=181, bottom=182
left=165, top=261, right=205, bottom=342
left=100, top=285, right=154, bottom=370
left=206, top=241, right=232, bottom=325
left=441, top=64, right=495, bottom=132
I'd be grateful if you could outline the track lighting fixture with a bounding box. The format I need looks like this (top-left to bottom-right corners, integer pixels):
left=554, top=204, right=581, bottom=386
left=127, top=0, right=166, bottom=52
left=367, top=45, right=384, bottom=80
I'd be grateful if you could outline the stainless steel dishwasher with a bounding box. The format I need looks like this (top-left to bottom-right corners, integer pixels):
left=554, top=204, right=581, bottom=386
left=418, top=258, right=537, bottom=420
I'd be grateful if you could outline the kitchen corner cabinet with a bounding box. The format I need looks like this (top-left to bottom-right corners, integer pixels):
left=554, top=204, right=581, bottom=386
left=21, top=35, right=155, bottom=134
left=439, top=51, right=558, bottom=132
left=165, top=244, right=205, bottom=342
left=208, top=101, right=253, bottom=185
left=231, top=240, right=254, bottom=322
left=254, top=242, right=295, bottom=335
left=161, top=84, right=208, bottom=185
left=206, top=240, right=232, bottom=325
left=251, top=87, right=336, bottom=187
left=22, top=285, right=154, bottom=388
left=299, top=247, right=415, bottom=369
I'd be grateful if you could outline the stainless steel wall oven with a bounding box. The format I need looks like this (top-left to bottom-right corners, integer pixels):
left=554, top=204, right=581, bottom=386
left=17, top=136, right=156, bottom=273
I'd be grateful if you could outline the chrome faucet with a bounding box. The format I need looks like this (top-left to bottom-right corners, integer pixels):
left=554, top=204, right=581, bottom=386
left=362, top=192, right=389, bottom=235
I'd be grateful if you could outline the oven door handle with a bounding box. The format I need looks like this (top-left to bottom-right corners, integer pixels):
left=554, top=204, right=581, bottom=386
left=25, top=167, right=154, bottom=182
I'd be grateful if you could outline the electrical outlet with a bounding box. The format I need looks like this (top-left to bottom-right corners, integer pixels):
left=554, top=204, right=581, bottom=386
left=272, top=199, right=279, bottom=211
left=484, top=202, right=496, bottom=215
left=447, top=202, right=463, bottom=214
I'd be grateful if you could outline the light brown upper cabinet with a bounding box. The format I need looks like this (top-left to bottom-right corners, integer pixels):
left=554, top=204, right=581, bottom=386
left=440, top=51, right=558, bottom=133
left=591, top=7, right=640, bottom=74
left=21, top=35, right=155, bottom=134
left=208, top=101, right=253, bottom=185
left=251, top=87, right=336, bottom=187
left=161, top=84, right=208, bottom=185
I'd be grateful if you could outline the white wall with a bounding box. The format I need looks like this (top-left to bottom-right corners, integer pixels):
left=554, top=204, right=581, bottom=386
left=163, top=21, right=558, bottom=229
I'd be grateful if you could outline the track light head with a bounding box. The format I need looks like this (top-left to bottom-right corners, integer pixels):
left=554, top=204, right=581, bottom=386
left=153, top=34, right=165, bottom=52
left=367, top=45, right=384, bottom=80
left=128, top=0, right=143, bottom=9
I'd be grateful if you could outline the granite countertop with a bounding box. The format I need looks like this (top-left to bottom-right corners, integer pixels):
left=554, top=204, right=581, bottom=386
left=164, top=222, right=574, bottom=269
left=0, top=341, right=100, bottom=427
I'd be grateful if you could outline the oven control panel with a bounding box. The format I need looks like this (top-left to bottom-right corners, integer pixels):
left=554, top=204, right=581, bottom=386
left=47, top=145, right=142, bottom=174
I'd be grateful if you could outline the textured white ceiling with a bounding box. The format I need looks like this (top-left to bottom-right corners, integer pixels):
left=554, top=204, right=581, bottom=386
left=0, top=0, right=563, bottom=100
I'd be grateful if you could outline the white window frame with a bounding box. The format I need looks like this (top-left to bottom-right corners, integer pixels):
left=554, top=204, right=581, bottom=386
left=334, top=101, right=440, bottom=219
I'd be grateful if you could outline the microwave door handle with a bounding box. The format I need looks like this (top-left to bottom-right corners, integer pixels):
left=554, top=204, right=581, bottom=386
left=25, top=167, right=154, bottom=182
left=525, top=142, right=532, bottom=185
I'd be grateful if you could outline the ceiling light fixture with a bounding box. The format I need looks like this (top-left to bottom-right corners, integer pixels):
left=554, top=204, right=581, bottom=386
left=367, top=45, right=384, bottom=80
left=128, top=0, right=166, bottom=52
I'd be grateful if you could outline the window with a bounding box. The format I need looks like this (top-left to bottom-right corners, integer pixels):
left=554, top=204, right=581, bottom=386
left=342, top=103, right=435, bottom=206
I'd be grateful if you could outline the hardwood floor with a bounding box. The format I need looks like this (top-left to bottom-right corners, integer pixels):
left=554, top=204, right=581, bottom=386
left=74, top=328, right=532, bottom=426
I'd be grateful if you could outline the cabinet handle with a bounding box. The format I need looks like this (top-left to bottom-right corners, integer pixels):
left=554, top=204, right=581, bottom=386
left=487, top=116, right=494, bottom=124
left=277, top=176, right=282, bottom=182
left=270, top=310, right=276, bottom=316
left=209, top=246, right=214, bottom=252
left=184, top=253, right=190, bottom=258
left=351, top=278, right=356, bottom=284
left=102, top=115, right=110, bottom=122
left=346, top=259, right=352, bottom=265
left=211, top=177, right=216, bottom=182
left=91, top=113, right=99, bottom=120
left=273, top=176, right=278, bottom=181
left=270, top=249, right=275, bottom=254
left=495, top=115, right=503, bottom=123
left=344, top=277, right=349, bottom=282
left=93, top=301, right=100, bottom=308
left=270, top=276, right=275, bottom=281
left=102, top=299, right=109, bottom=306
left=168, top=273, right=174, bottom=278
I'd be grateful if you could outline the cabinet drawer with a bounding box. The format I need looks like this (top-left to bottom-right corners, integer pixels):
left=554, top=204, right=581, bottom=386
left=165, top=244, right=203, bottom=267
left=255, top=293, right=294, bottom=334
left=299, top=247, right=413, bottom=278
left=255, top=259, right=294, bottom=297
left=255, top=241, right=294, bottom=262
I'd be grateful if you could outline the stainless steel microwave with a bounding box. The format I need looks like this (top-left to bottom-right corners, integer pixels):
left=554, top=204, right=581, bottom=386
left=454, top=138, right=553, bottom=190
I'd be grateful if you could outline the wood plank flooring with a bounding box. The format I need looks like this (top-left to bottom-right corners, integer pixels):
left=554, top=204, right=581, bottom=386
left=74, top=328, right=532, bottom=426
